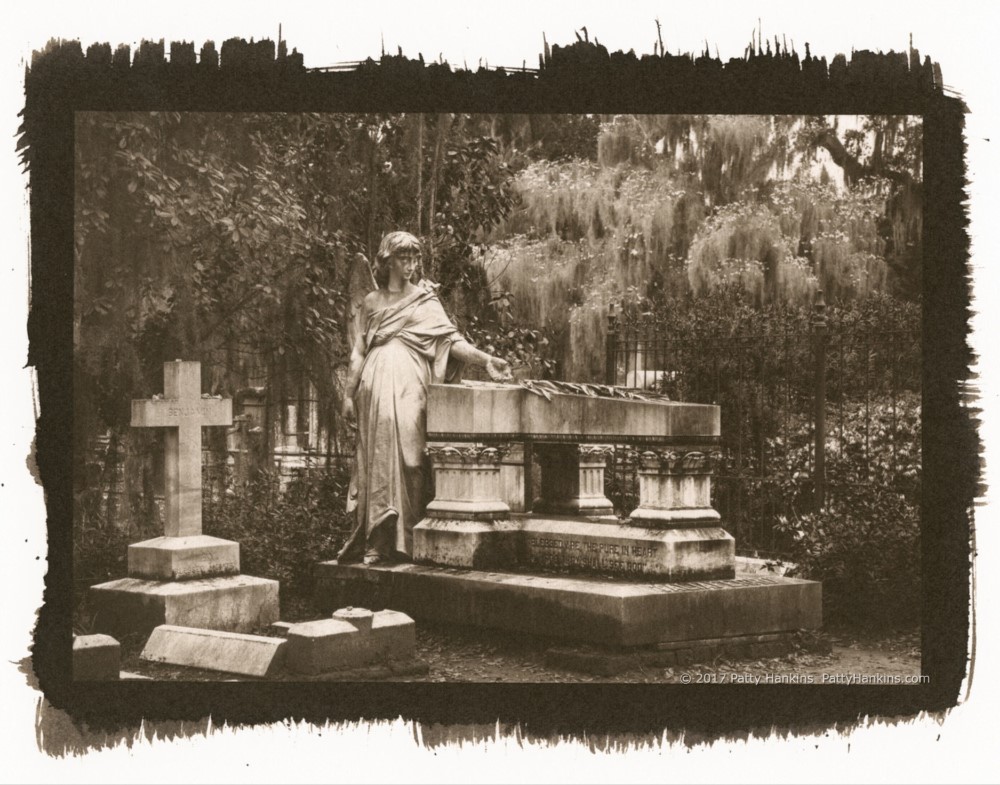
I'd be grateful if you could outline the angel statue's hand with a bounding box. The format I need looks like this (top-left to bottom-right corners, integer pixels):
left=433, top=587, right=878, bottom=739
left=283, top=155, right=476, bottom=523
left=486, top=355, right=513, bottom=382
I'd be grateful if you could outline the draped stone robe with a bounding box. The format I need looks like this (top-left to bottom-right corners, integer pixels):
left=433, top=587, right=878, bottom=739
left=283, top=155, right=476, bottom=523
left=337, top=284, right=463, bottom=561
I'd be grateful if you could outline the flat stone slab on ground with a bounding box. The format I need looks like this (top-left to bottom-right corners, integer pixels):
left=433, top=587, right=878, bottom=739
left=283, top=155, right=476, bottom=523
left=285, top=608, right=416, bottom=676
left=90, top=574, right=279, bottom=637
left=141, top=625, right=287, bottom=678
left=128, top=535, right=240, bottom=580
left=315, top=562, right=821, bottom=648
left=73, top=634, right=120, bottom=680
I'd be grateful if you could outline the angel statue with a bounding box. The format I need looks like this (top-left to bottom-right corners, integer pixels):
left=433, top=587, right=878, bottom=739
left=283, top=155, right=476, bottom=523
left=336, top=231, right=513, bottom=566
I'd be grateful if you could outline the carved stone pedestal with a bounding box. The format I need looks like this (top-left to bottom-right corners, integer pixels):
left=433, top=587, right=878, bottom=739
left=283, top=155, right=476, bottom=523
left=423, top=445, right=510, bottom=520
left=630, top=449, right=723, bottom=526
left=414, top=445, right=515, bottom=568
left=626, top=448, right=734, bottom=579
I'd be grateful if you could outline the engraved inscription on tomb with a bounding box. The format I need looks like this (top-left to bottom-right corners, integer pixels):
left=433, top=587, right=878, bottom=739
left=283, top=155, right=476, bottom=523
left=524, top=535, right=659, bottom=573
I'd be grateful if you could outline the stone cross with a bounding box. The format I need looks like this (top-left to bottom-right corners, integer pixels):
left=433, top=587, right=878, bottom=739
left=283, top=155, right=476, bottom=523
left=131, top=361, right=232, bottom=537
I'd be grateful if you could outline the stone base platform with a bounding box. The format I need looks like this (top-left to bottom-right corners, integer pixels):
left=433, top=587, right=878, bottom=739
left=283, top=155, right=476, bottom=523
left=314, top=562, right=821, bottom=648
left=414, top=515, right=735, bottom=580
left=90, top=574, right=279, bottom=638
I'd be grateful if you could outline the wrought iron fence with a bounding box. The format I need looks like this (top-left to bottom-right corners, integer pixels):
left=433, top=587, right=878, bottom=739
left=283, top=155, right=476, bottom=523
left=605, top=292, right=921, bottom=557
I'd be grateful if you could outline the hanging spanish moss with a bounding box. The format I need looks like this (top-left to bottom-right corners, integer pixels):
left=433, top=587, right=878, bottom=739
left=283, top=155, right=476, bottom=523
left=482, top=115, right=914, bottom=378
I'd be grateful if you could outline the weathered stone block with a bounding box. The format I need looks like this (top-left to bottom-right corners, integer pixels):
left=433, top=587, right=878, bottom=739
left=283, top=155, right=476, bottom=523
left=413, top=516, right=733, bottom=579
left=284, top=608, right=417, bottom=675
left=90, top=574, right=279, bottom=638
left=519, top=518, right=735, bottom=580
left=371, top=609, right=417, bottom=654
left=73, top=634, right=120, bottom=680
left=140, top=625, right=287, bottom=677
left=128, top=535, right=240, bottom=580
left=284, top=619, right=362, bottom=674
left=270, top=621, right=294, bottom=636
left=413, top=519, right=520, bottom=569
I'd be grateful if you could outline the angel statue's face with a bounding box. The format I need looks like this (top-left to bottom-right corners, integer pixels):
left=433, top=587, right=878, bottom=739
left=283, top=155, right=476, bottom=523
left=389, top=248, right=420, bottom=283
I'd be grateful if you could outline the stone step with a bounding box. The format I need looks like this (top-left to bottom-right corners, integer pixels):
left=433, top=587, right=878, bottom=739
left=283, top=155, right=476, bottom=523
left=314, top=562, right=821, bottom=648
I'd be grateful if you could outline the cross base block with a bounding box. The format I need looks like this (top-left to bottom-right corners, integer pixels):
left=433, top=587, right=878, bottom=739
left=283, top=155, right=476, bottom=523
left=89, top=574, right=279, bottom=638
left=128, top=535, right=240, bottom=580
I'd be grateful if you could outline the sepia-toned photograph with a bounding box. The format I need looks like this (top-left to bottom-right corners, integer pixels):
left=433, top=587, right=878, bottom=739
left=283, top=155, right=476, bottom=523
left=11, top=5, right=993, bottom=775
left=72, top=111, right=923, bottom=684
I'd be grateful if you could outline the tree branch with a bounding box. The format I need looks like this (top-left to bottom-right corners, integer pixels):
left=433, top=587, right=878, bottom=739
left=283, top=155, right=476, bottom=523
left=814, top=129, right=915, bottom=188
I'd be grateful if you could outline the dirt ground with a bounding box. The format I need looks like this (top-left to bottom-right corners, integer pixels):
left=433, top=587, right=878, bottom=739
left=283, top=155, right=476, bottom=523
left=125, top=619, right=921, bottom=684
left=409, top=622, right=921, bottom=684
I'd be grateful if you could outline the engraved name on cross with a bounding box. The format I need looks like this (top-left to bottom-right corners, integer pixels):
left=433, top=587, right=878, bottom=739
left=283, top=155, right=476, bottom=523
left=131, top=360, right=232, bottom=538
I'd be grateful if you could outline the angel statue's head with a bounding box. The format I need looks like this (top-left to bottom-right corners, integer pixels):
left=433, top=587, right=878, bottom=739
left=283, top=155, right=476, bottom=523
left=374, top=231, right=423, bottom=289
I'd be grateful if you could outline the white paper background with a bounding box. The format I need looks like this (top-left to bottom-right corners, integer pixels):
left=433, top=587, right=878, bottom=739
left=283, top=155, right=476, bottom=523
left=3, top=1, right=998, bottom=781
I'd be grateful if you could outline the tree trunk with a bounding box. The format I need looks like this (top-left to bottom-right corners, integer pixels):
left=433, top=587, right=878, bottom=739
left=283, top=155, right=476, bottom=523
left=416, top=114, right=424, bottom=234
left=428, top=114, right=452, bottom=280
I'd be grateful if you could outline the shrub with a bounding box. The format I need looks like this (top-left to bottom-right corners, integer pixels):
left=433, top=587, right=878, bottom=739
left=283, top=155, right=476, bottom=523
left=775, top=486, right=920, bottom=628
left=203, top=468, right=351, bottom=608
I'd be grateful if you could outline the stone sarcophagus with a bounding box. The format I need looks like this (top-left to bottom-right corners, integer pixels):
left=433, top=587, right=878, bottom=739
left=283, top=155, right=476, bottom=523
left=317, top=380, right=821, bottom=651
left=414, top=381, right=735, bottom=581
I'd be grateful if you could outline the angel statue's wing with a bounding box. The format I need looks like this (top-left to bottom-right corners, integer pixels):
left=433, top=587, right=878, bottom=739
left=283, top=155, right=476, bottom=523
left=346, top=251, right=377, bottom=351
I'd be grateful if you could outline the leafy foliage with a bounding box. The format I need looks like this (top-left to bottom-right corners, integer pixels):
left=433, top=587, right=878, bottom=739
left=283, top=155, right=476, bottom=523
left=608, top=287, right=921, bottom=580
left=203, top=469, right=351, bottom=606
left=775, top=486, right=920, bottom=628
left=74, top=111, right=518, bottom=544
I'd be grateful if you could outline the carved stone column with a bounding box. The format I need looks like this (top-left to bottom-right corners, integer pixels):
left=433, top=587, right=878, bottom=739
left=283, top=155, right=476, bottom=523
left=630, top=449, right=723, bottom=527
left=533, top=444, right=615, bottom=517
left=424, top=444, right=511, bottom=520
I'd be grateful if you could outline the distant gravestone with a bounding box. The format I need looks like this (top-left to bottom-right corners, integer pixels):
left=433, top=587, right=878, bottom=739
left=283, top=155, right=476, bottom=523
left=90, top=361, right=279, bottom=638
